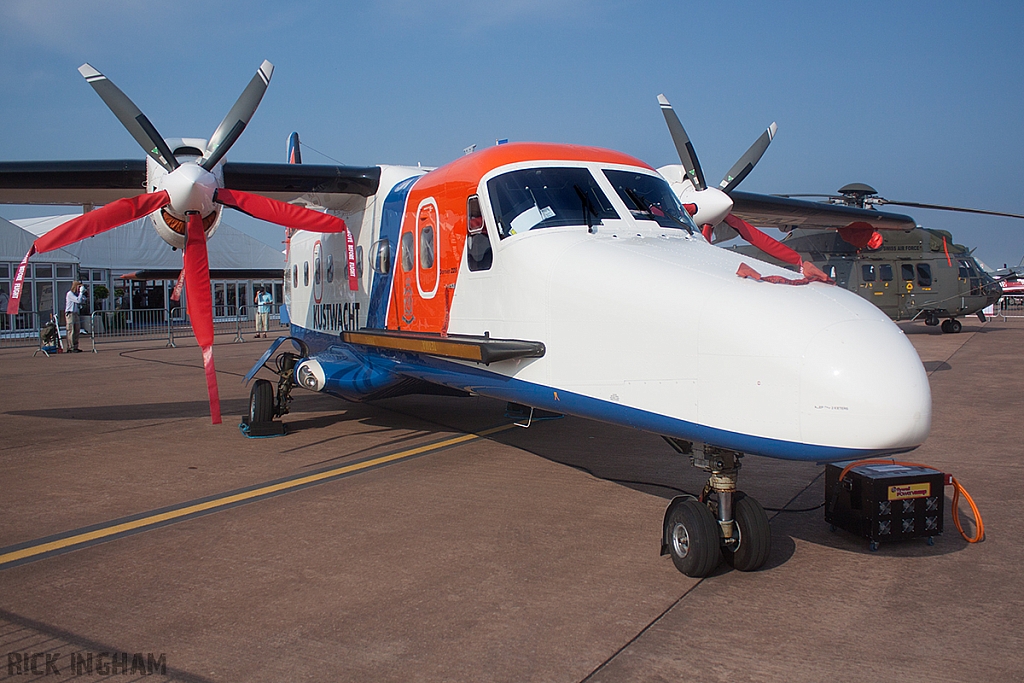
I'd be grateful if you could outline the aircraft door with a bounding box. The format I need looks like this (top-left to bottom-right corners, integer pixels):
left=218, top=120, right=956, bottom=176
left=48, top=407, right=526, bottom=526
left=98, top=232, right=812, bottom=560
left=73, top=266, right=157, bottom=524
left=416, top=199, right=439, bottom=298
left=393, top=197, right=441, bottom=329
left=897, top=261, right=916, bottom=320
left=872, top=262, right=898, bottom=318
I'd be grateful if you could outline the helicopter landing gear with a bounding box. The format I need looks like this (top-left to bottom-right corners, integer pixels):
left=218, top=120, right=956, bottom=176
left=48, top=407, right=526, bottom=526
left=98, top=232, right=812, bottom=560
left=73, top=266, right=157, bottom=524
left=940, top=318, right=962, bottom=333
left=925, top=313, right=941, bottom=327
left=661, top=442, right=771, bottom=577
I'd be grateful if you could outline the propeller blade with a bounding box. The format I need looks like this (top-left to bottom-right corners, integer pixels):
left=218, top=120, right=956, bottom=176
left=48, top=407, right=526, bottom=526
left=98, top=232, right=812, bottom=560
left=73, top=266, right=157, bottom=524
left=719, top=123, right=777, bottom=194
left=657, top=94, right=706, bottom=191
left=215, top=189, right=348, bottom=232
left=183, top=213, right=222, bottom=425
left=877, top=199, right=1024, bottom=220
left=202, top=61, right=275, bottom=171
left=6, top=191, right=170, bottom=315
left=78, top=64, right=179, bottom=172
left=723, top=213, right=802, bottom=267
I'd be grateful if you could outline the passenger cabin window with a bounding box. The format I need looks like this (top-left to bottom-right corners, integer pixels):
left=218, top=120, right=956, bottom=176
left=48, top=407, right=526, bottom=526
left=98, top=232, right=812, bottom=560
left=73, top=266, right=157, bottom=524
left=862, top=264, right=876, bottom=282
left=314, top=255, right=322, bottom=286
left=901, top=263, right=915, bottom=281
left=880, top=264, right=893, bottom=282
left=293, top=264, right=298, bottom=288
left=371, top=239, right=391, bottom=275
left=466, top=195, right=492, bottom=271
left=303, top=261, right=309, bottom=287
left=487, top=167, right=617, bottom=239
left=917, top=263, right=932, bottom=287
left=604, top=170, right=700, bottom=233
left=326, top=254, right=334, bottom=283
left=400, top=232, right=415, bottom=272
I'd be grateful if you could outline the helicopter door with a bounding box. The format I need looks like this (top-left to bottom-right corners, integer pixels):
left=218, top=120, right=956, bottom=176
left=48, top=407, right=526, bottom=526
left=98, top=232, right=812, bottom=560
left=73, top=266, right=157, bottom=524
left=874, top=263, right=898, bottom=318
left=897, top=262, right=917, bottom=320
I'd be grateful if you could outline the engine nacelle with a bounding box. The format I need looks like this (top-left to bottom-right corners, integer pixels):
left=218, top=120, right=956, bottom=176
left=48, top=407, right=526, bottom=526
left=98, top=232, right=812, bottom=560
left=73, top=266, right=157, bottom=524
left=146, top=138, right=223, bottom=249
left=658, top=164, right=734, bottom=229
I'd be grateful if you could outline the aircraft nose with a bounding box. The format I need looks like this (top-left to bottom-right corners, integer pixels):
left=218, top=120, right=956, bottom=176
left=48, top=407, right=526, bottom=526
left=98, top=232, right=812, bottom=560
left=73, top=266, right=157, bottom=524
left=799, top=319, right=931, bottom=452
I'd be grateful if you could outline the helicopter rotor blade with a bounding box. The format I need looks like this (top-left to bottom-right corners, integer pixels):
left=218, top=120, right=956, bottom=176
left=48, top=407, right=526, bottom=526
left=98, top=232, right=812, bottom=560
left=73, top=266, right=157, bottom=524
left=719, top=123, right=777, bottom=194
left=875, top=199, right=1024, bottom=220
left=78, top=64, right=180, bottom=172
left=657, top=94, right=706, bottom=191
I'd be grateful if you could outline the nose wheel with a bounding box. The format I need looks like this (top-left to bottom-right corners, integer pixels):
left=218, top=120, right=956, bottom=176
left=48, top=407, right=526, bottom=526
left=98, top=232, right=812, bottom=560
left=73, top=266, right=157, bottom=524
left=661, top=442, right=771, bottom=577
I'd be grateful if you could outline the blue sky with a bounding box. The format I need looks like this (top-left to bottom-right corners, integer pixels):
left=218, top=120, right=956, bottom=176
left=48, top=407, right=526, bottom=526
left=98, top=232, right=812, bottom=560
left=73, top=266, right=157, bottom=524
left=1, top=0, right=1022, bottom=267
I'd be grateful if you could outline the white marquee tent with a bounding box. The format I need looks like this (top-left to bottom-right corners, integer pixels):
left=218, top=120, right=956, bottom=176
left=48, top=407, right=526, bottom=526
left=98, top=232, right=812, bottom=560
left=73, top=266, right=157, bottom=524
left=11, top=214, right=284, bottom=271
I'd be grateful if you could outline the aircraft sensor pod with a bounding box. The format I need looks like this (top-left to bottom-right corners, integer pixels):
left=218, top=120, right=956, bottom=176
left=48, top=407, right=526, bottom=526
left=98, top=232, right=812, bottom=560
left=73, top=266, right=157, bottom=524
left=295, top=359, right=326, bottom=392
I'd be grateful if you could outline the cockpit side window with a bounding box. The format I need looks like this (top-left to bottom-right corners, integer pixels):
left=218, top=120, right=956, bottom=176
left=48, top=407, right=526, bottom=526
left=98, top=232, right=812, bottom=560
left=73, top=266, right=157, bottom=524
left=487, top=167, right=618, bottom=239
left=466, top=195, right=492, bottom=271
left=603, top=169, right=699, bottom=233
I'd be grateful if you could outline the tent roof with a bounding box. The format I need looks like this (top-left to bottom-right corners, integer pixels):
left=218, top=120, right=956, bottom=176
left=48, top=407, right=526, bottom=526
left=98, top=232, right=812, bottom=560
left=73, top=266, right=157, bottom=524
left=10, top=214, right=284, bottom=272
left=0, top=215, right=78, bottom=264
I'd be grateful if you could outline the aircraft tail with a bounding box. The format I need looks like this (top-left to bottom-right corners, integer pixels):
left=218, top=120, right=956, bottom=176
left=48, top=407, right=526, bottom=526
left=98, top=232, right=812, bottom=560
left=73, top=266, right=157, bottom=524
left=287, top=132, right=301, bottom=164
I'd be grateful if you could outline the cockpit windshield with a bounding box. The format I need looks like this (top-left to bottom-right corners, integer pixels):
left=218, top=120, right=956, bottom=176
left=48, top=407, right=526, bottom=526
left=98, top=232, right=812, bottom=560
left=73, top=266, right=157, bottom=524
left=603, top=169, right=698, bottom=233
left=487, top=167, right=618, bottom=239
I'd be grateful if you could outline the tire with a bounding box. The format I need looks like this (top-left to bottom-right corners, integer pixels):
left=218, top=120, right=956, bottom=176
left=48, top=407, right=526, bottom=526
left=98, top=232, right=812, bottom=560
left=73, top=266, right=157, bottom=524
left=950, top=319, right=962, bottom=333
left=722, top=493, right=771, bottom=572
left=250, top=379, right=275, bottom=423
left=665, top=499, right=722, bottom=577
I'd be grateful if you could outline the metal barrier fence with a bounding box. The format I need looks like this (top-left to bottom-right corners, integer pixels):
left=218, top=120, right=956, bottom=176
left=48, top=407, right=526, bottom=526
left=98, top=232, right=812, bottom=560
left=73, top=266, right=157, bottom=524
left=997, top=295, right=1024, bottom=320
left=0, top=305, right=286, bottom=351
left=0, top=311, right=54, bottom=348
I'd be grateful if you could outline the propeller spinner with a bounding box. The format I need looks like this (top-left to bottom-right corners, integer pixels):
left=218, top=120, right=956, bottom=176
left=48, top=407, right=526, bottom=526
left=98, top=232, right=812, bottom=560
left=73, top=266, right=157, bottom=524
left=6, top=61, right=352, bottom=424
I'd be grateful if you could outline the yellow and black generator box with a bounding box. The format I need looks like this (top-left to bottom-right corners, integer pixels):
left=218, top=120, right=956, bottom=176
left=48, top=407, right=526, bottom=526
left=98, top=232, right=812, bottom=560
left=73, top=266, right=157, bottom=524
left=825, top=461, right=945, bottom=549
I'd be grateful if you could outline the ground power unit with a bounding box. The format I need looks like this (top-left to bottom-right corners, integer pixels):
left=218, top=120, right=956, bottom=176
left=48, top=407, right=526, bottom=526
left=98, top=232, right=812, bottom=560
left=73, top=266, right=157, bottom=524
left=825, top=461, right=946, bottom=550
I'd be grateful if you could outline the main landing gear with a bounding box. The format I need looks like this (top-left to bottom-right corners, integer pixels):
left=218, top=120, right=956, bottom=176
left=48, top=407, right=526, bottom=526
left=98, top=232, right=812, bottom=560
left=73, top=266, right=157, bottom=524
left=940, top=318, right=962, bottom=334
left=926, top=313, right=962, bottom=333
left=661, top=441, right=771, bottom=578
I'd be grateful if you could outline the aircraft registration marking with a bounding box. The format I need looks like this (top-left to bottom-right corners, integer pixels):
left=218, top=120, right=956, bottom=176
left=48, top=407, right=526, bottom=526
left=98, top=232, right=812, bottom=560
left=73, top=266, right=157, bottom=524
left=0, top=424, right=515, bottom=571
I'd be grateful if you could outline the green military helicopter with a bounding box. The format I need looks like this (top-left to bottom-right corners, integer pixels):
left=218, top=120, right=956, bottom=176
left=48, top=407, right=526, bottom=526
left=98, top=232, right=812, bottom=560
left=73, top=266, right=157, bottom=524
left=739, top=184, right=1021, bottom=333
left=652, top=95, right=1022, bottom=334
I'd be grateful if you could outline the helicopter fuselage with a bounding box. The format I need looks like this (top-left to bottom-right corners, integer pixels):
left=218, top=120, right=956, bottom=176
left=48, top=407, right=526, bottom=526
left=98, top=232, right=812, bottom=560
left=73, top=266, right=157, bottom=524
left=732, top=227, right=1002, bottom=330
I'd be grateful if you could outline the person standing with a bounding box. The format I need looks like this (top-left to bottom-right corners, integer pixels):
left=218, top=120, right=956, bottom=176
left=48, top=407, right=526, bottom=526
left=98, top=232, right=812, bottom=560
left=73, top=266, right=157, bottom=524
left=254, top=287, right=273, bottom=338
left=65, top=281, right=86, bottom=352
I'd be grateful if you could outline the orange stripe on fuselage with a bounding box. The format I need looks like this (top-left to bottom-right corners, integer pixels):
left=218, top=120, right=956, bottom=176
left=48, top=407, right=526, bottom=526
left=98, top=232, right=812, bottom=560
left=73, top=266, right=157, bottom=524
left=386, top=142, right=652, bottom=332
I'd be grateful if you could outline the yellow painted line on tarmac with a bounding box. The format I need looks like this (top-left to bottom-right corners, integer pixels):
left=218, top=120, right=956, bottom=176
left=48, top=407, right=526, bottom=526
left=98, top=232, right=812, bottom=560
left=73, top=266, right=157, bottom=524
left=0, top=423, right=515, bottom=570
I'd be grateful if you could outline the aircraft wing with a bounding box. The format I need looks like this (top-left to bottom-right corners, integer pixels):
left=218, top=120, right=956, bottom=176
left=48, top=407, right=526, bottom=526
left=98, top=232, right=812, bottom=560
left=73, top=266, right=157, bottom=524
left=0, top=160, right=380, bottom=210
left=729, top=190, right=917, bottom=231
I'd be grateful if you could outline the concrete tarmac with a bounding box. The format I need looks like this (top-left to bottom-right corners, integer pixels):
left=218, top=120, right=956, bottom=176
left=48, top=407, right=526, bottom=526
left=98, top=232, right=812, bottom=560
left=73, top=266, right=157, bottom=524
left=0, top=320, right=1020, bottom=682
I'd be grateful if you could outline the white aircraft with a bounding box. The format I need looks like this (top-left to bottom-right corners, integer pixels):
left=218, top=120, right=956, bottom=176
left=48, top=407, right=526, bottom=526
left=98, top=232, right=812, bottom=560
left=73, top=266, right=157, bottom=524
left=0, top=62, right=931, bottom=577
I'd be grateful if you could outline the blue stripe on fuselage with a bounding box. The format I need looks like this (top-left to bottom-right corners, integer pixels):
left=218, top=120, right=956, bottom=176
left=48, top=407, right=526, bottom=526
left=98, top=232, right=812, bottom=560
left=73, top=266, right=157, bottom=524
left=287, top=324, right=908, bottom=463
left=366, top=175, right=419, bottom=328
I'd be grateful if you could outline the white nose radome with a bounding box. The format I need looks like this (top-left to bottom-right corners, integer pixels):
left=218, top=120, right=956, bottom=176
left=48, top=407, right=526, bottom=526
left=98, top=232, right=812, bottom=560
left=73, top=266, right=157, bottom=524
left=799, top=319, right=931, bottom=451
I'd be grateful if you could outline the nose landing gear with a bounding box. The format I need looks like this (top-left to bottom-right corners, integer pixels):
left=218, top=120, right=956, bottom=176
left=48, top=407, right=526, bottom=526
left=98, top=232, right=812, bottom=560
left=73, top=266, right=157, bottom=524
left=661, top=441, right=772, bottom=577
